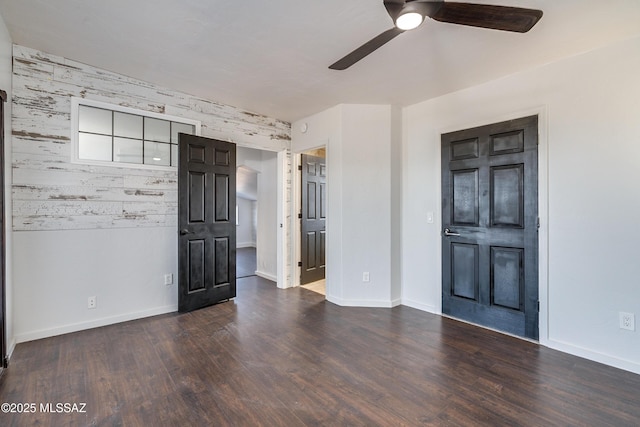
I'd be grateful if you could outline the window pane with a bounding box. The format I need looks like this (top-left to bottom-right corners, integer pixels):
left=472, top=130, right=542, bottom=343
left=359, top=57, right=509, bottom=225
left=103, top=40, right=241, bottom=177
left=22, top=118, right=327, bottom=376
left=79, top=106, right=112, bottom=135
left=76, top=101, right=199, bottom=169
left=114, top=137, right=143, bottom=164
left=144, top=141, right=171, bottom=166
left=171, top=144, right=178, bottom=167
left=171, top=122, right=195, bottom=143
left=114, top=112, right=143, bottom=139
left=78, top=133, right=112, bottom=161
left=144, top=117, right=170, bottom=142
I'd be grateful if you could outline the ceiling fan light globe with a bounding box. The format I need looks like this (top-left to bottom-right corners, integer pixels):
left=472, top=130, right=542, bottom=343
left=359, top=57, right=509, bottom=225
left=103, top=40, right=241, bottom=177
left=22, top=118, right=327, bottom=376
left=395, top=12, right=424, bottom=30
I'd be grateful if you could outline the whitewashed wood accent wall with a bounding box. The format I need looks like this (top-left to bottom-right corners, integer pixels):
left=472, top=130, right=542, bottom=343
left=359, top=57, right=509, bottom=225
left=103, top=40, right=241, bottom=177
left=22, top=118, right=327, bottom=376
left=11, top=45, right=292, bottom=232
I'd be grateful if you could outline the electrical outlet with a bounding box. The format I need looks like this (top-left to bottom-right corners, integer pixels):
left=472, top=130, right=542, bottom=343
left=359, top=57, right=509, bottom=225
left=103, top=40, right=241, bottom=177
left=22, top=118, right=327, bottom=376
left=164, top=273, right=173, bottom=286
left=619, top=312, right=635, bottom=331
left=362, top=272, right=370, bottom=282
left=88, top=296, right=97, bottom=309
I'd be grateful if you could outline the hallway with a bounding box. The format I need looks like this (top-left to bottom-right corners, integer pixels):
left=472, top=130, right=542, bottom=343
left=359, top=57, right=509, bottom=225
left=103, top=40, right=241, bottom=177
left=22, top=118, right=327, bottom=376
left=236, top=247, right=256, bottom=279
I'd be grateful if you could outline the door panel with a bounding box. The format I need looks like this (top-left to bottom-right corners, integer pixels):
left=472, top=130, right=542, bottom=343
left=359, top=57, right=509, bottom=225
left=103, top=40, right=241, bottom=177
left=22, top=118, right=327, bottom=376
left=442, top=116, right=538, bottom=339
left=306, top=232, right=317, bottom=269
left=215, top=174, right=230, bottom=221
left=491, top=130, right=524, bottom=154
left=319, top=231, right=326, bottom=267
left=179, top=134, right=236, bottom=312
left=490, top=164, right=524, bottom=227
left=452, top=169, right=479, bottom=225
left=307, top=182, right=316, bottom=219
left=214, top=237, right=230, bottom=286
left=491, top=246, right=524, bottom=310
left=451, top=138, right=479, bottom=160
left=189, top=172, right=205, bottom=223
left=188, top=240, right=206, bottom=292
left=301, top=154, right=326, bottom=284
left=451, top=243, right=479, bottom=300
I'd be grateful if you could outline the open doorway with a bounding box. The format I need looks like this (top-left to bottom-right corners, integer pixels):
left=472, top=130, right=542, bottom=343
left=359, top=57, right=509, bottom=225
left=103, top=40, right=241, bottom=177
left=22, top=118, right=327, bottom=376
left=236, top=163, right=258, bottom=279
left=236, top=146, right=280, bottom=284
left=297, top=147, right=326, bottom=295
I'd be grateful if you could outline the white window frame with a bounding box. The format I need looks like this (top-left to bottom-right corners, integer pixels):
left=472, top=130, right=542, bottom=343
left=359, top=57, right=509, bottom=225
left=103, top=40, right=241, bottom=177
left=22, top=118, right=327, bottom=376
left=71, top=97, right=201, bottom=171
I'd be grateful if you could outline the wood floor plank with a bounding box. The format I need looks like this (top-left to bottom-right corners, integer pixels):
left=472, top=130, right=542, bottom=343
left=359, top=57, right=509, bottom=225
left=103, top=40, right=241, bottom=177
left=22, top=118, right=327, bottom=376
left=1, top=276, right=639, bottom=426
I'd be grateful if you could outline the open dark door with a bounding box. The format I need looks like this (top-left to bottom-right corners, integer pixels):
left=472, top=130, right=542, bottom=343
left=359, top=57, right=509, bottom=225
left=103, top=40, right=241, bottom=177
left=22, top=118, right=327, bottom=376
left=300, top=154, right=326, bottom=284
left=441, top=116, right=538, bottom=339
left=178, top=134, right=236, bottom=312
left=0, top=90, right=6, bottom=371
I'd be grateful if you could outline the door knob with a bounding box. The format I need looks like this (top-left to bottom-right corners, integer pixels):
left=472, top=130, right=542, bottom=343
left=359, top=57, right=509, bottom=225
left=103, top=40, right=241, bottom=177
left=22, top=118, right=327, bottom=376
left=180, top=229, right=193, bottom=235
left=444, top=228, right=460, bottom=237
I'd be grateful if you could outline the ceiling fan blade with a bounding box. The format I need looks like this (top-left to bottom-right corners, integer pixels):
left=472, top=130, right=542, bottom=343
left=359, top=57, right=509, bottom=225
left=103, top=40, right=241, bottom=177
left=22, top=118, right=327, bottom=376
left=430, top=2, right=543, bottom=33
left=329, top=27, right=404, bottom=70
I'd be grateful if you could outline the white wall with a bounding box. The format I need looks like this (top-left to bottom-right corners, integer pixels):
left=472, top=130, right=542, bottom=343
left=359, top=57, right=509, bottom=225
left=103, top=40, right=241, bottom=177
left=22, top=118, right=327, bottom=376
left=237, top=146, right=264, bottom=171
left=389, top=107, right=402, bottom=303
left=0, top=12, right=12, bottom=357
left=14, top=228, right=177, bottom=342
left=292, top=36, right=640, bottom=374
left=402, top=35, right=640, bottom=373
left=339, top=105, right=397, bottom=305
left=11, top=45, right=291, bottom=342
left=256, top=150, right=278, bottom=281
left=250, top=200, right=257, bottom=245
left=292, top=105, right=402, bottom=307
left=236, top=197, right=256, bottom=248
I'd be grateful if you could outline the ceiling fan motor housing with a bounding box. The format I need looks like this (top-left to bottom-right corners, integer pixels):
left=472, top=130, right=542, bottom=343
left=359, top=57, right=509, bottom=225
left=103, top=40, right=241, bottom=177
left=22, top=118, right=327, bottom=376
left=385, top=0, right=444, bottom=24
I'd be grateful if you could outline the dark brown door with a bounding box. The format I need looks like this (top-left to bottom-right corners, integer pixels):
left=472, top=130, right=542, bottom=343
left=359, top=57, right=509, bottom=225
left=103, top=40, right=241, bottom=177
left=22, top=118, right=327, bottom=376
left=441, top=116, right=538, bottom=339
left=178, top=134, right=236, bottom=312
left=300, top=154, right=326, bottom=284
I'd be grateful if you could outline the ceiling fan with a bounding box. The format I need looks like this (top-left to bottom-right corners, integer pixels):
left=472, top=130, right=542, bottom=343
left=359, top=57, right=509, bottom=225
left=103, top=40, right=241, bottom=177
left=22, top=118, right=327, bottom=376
left=329, top=0, right=543, bottom=70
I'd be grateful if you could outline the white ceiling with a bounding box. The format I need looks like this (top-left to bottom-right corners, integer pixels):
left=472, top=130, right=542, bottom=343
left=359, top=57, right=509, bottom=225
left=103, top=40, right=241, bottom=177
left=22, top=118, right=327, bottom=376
left=0, top=0, right=639, bottom=122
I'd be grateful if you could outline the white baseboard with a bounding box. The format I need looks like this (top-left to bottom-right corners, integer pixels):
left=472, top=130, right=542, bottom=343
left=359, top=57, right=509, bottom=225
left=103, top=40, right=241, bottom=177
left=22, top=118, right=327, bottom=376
left=237, top=242, right=256, bottom=248
left=544, top=338, right=640, bottom=375
left=5, top=337, right=16, bottom=364
left=14, top=305, right=178, bottom=344
left=401, top=299, right=640, bottom=375
left=401, top=298, right=440, bottom=315
left=326, top=294, right=401, bottom=308
left=255, top=270, right=277, bottom=282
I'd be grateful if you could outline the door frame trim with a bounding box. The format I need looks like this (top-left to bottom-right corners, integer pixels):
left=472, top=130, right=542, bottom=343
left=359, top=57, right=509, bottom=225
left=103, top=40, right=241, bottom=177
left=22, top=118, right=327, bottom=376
left=0, top=90, right=6, bottom=370
left=436, top=105, right=549, bottom=345
left=276, top=149, right=288, bottom=289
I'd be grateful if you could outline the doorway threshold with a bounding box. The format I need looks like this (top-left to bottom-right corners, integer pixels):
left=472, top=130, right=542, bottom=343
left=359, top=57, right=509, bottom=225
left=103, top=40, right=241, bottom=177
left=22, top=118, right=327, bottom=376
left=301, top=279, right=325, bottom=295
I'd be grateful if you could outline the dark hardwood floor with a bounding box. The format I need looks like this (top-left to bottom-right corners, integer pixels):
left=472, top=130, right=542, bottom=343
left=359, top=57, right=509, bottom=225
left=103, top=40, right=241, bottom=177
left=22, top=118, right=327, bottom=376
left=1, top=276, right=639, bottom=426
left=236, top=247, right=256, bottom=278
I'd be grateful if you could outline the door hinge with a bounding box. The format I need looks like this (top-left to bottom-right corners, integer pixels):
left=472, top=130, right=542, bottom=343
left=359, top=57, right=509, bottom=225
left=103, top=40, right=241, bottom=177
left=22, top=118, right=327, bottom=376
left=537, top=301, right=540, bottom=312
left=298, top=261, right=302, bottom=267
left=298, top=165, right=302, bottom=171
left=298, top=212, right=302, bottom=219
left=536, top=217, right=540, bottom=231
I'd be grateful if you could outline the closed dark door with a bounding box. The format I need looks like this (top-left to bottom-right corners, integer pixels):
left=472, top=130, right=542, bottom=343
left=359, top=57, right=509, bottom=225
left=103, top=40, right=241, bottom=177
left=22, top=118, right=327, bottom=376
left=300, top=154, right=326, bottom=284
left=178, top=134, right=236, bottom=312
left=441, top=116, right=538, bottom=339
